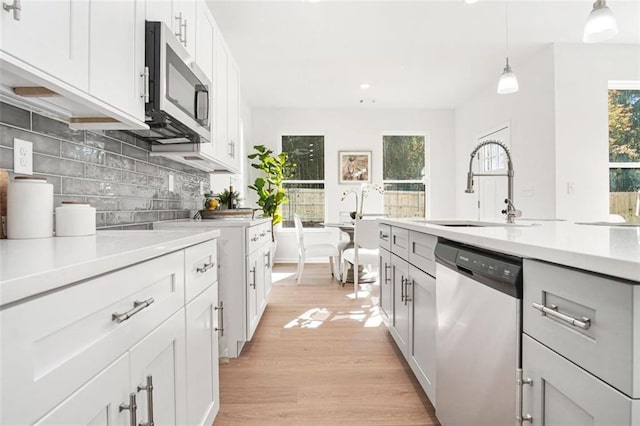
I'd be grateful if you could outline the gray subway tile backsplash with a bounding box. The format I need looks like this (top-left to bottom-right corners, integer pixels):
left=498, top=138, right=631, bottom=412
left=34, top=154, right=85, bottom=177
left=0, top=101, right=209, bottom=229
left=86, top=164, right=121, bottom=182
left=0, top=102, right=30, bottom=130
left=32, top=113, right=84, bottom=143
left=122, top=143, right=148, bottom=162
left=62, top=141, right=105, bottom=165
left=86, top=131, right=122, bottom=154
left=1, top=125, right=62, bottom=156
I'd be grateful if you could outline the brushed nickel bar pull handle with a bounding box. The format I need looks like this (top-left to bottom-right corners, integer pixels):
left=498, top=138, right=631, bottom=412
left=2, top=0, right=20, bottom=21
left=119, top=393, right=137, bottom=426
left=404, top=279, right=412, bottom=304
left=532, top=302, right=591, bottom=330
left=264, top=251, right=270, bottom=268
left=112, top=298, right=155, bottom=323
left=174, top=12, right=183, bottom=42
left=181, top=19, right=187, bottom=46
left=400, top=276, right=405, bottom=302
left=137, top=375, right=154, bottom=426
left=197, top=262, right=215, bottom=273
left=516, top=368, right=533, bottom=425
left=215, top=301, right=224, bottom=336
left=141, top=67, right=149, bottom=102
left=249, top=267, right=256, bottom=289
left=384, top=264, right=391, bottom=283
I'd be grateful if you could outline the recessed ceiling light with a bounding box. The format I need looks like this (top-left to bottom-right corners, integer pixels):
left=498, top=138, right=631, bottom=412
left=464, top=0, right=479, bottom=4
left=360, top=83, right=371, bottom=90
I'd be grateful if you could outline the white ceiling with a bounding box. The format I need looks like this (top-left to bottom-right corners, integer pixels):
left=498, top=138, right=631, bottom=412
left=206, top=0, right=640, bottom=109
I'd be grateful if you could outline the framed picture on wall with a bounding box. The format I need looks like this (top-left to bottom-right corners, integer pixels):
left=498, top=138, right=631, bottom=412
left=339, top=151, right=371, bottom=184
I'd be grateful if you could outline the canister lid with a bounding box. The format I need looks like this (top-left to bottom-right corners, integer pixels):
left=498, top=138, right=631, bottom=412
left=14, top=175, right=47, bottom=182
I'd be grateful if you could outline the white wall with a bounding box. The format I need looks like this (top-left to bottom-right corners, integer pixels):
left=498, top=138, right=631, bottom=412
left=250, top=108, right=455, bottom=262
left=455, top=43, right=640, bottom=222
left=455, top=45, right=557, bottom=220
left=554, top=44, right=640, bottom=221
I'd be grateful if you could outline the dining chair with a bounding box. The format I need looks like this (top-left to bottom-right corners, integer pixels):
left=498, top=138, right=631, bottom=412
left=341, top=218, right=380, bottom=298
left=294, top=213, right=340, bottom=285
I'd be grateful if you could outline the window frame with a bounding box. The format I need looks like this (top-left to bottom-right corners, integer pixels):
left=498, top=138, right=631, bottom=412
left=608, top=81, right=640, bottom=223
left=280, top=133, right=327, bottom=230
left=381, top=131, right=430, bottom=218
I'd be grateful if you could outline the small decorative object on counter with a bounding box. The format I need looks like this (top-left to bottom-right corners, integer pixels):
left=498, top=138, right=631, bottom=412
left=7, top=175, right=54, bottom=239
left=55, top=202, right=96, bottom=237
left=217, top=187, right=241, bottom=210
left=204, top=193, right=219, bottom=211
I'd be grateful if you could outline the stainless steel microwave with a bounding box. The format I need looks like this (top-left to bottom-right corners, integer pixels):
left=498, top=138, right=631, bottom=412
left=128, top=21, right=211, bottom=145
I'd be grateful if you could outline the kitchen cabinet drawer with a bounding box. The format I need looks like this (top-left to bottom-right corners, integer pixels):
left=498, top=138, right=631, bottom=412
left=0, top=251, right=185, bottom=425
left=408, top=231, right=437, bottom=276
left=523, top=259, right=637, bottom=397
left=246, top=221, right=271, bottom=254
left=378, top=224, right=391, bottom=252
left=391, top=227, right=409, bottom=258
left=185, top=239, right=217, bottom=302
left=523, top=335, right=635, bottom=425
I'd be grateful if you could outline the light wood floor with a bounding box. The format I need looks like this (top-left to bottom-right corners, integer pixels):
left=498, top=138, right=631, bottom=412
left=214, top=263, right=439, bottom=426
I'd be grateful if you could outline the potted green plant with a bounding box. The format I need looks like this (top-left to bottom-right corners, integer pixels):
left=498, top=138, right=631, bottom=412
left=248, top=145, right=296, bottom=244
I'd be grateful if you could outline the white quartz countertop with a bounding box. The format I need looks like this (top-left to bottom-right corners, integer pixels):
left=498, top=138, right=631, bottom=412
left=0, top=229, right=220, bottom=307
left=381, top=219, right=640, bottom=283
left=154, top=217, right=271, bottom=228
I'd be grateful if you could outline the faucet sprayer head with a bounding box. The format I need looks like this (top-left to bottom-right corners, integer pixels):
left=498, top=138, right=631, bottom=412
left=465, top=172, right=475, bottom=193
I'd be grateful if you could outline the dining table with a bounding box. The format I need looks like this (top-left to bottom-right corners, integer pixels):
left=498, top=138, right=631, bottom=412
left=322, top=222, right=376, bottom=284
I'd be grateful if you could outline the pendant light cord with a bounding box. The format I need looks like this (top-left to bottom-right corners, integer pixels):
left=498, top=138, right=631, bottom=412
left=504, top=1, right=509, bottom=56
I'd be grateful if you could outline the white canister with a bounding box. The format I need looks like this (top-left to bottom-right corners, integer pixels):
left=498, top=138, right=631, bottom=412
left=7, top=175, right=54, bottom=239
left=55, top=202, right=96, bottom=237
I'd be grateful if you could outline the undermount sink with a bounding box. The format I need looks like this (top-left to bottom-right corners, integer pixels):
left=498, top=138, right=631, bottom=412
left=412, top=219, right=535, bottom=228
left=575, top=221, right=640, bottom=227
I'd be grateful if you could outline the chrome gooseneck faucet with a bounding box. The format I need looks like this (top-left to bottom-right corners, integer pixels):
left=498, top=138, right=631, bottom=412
left=465, top=139, right=521, bottom=223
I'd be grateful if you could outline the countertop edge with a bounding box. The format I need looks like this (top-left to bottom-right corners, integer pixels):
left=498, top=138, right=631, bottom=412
left=380, top=219, right=640, bottom=283
left=0, top=229, right=221, bottom=308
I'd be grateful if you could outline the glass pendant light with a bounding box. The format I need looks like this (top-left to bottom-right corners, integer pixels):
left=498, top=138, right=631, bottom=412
left=497, top=58, right=519, bottom=94
left=497, top=2, right=519, bottom=94
left=583, top=0, right=618, bottom=43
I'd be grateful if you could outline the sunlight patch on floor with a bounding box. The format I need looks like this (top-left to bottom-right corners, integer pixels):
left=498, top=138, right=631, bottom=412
left=272, top=271, right=296, bottom=283
left=283, top=307, right=332, bottom=329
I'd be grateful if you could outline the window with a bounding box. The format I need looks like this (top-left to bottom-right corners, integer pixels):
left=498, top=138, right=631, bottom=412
left=383, top=135, right=426, bottom=218
left=281, top=135, right=325, bottom=228
left=609, top=87, right=640, bottom=224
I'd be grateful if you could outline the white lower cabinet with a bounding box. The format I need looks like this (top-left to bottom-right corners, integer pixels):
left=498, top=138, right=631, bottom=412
left=522, top=335, right=636, bottom=425
left=389, top=254, right=437, bottom=404
left=34, top=354, right=130, bottom=426
left=246, top=237, right=271, bottom=340
left=407, top=265, right=437, bottom=404
left=390, top=253, right=410, bottom=354
left=384, top=227, right=438, bottom=407
left=379, top=247, right=392, bottom=321
left=130, top=310, right=187, bottom=426
left=185, top=283, right=220, bottom=426
left=0, top=238, right=220, bottom=426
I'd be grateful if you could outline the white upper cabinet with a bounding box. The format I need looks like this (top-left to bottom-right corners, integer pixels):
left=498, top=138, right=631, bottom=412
left=145, top=0, right=173, bottom=27
left=214, top=32, right=229, bottom=162
left=146, top=0, right=195, bottom=58
left=0, top=0, right=89, bottom=91
left=89, top=0, right=145, bottom=121
left=213, top=33, right=241, bottom=173
left=173, top=0, right=196, bottom=59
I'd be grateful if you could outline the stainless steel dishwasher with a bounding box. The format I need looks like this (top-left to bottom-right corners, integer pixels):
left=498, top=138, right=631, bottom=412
left=435, top=239, right=523, bottom=426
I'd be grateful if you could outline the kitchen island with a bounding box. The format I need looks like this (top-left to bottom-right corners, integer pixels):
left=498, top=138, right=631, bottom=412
left=379, top=218, right=640, bottom=426
left=0, top=229, right=222, bottom=426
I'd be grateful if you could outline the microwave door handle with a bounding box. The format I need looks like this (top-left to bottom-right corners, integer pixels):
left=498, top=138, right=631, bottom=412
left=195, top=85, right=209, bottom=123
